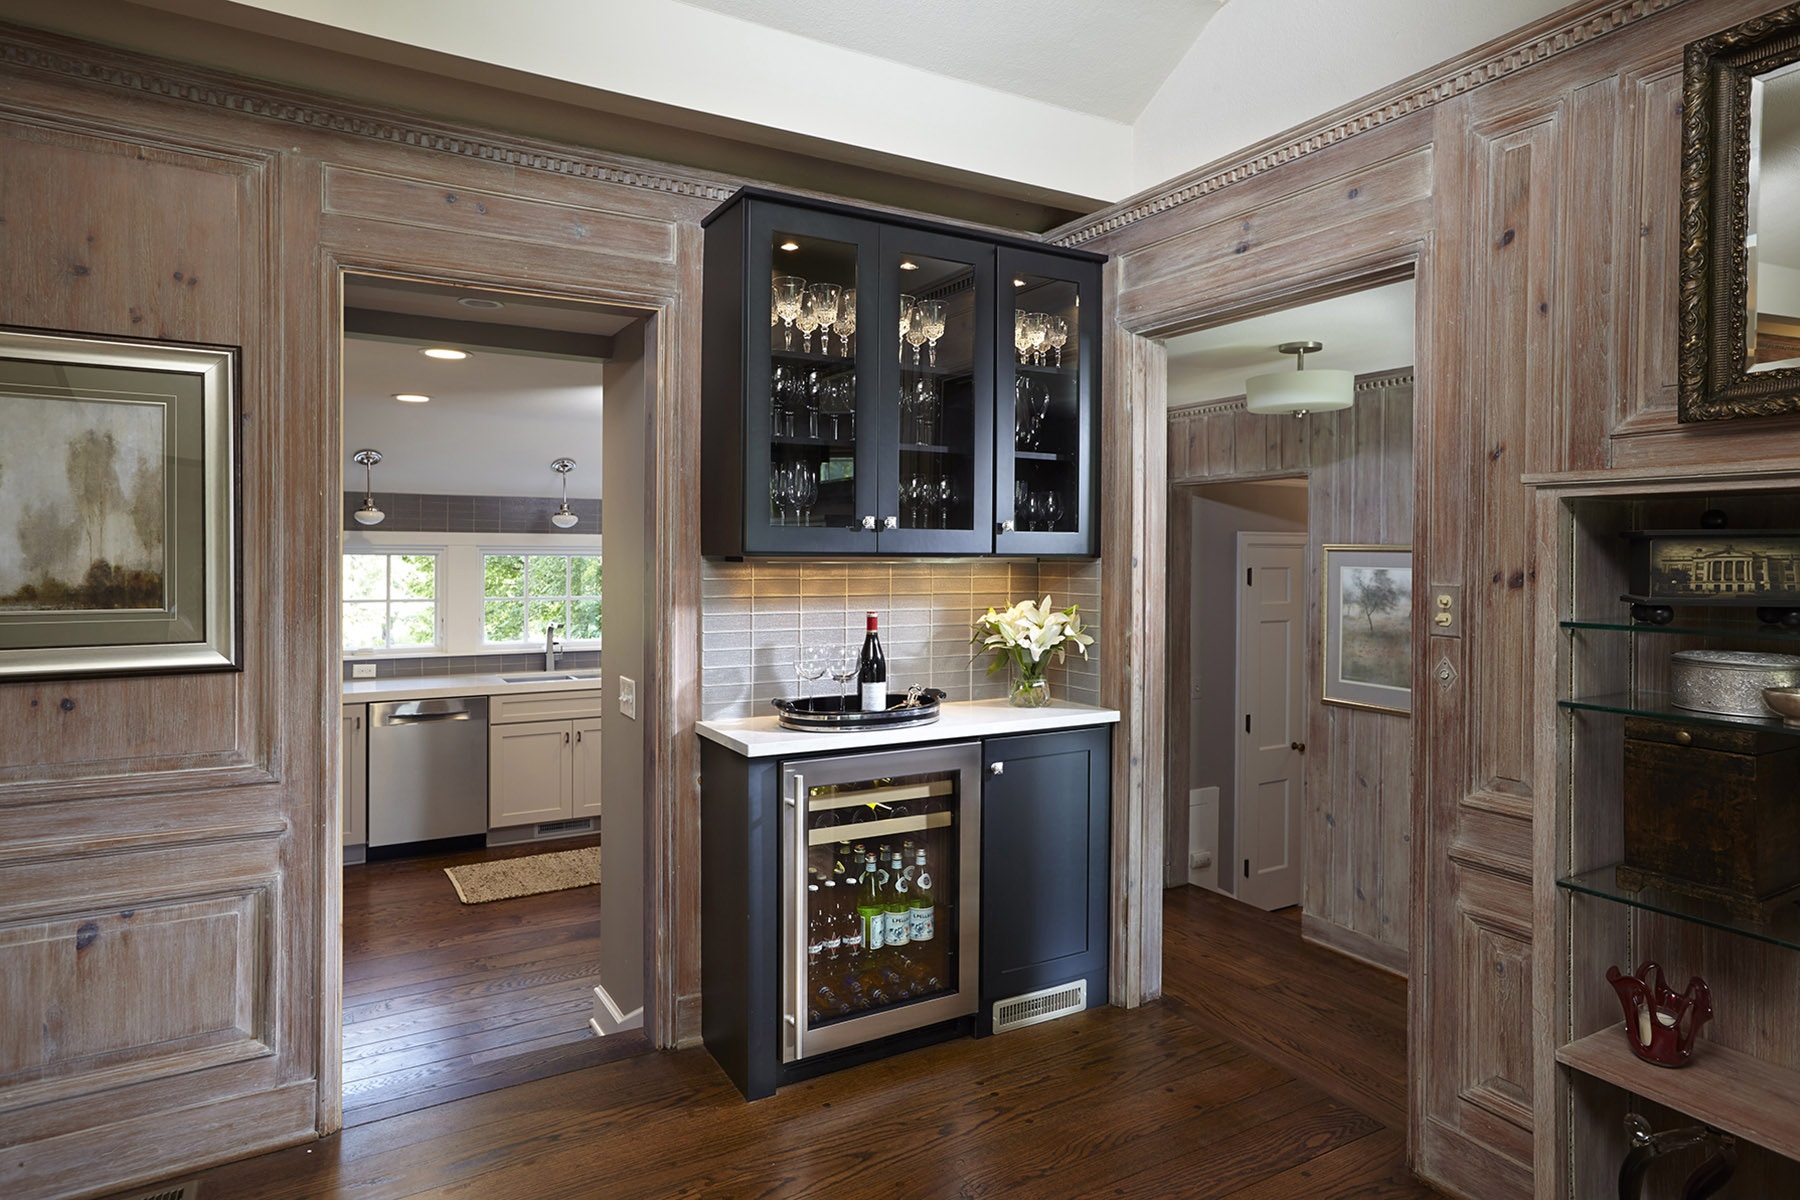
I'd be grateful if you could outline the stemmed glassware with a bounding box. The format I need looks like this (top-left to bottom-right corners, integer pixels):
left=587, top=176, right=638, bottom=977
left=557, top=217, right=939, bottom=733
left=793, top=463, right=817, bottom=525
left=772, top=276, right=806, bottom=349
left=828, top=644, right=857, bottom=712
left=902, top=301, right=928, bottom=367
left=918, top=300, right=947, bottom=366
left=794, top=642, right=828, bottom=701
left=1042, top=490, right=1063, bottom=531
left=805, top=283, right=840, bottom=355
left=936, top=476, right=957, bottom=529
left=898, top=294, right=915, bottom=364
left=832, top=288, right=856, bottom=356
left=795, top=292, right=822, bottom=353
left=1047, top=316, right=1069, bottom=366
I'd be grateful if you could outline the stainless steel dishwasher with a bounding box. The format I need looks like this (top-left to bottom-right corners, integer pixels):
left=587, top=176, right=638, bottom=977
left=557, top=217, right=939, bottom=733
left=367, top=696, right=489, bottom=848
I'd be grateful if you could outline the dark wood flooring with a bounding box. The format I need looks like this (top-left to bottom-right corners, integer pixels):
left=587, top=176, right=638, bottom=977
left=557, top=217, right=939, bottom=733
left=341, top=834, right=646, bottom=1125
left=152, top=885, right=1444, bottom=1199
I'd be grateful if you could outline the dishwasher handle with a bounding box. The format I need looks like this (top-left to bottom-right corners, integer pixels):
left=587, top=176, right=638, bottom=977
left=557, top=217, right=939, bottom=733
left=372, top=697, right=489, bottom=726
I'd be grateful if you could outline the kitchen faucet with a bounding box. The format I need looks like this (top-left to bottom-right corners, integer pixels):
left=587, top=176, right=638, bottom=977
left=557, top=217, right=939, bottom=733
left=544, top=622, right=563, bottom=672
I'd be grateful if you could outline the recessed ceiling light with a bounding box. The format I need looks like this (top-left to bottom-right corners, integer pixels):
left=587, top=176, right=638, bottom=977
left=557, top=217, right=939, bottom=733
left=393, top=393, right=431, bottom=404
left=779, top=240, right=800, bottom=251
left=899, top=261, right=918, bottom=271
left=457, top=296, right=504, bottom=310
left=1014, top=279, right=1027, bottom=287
left=421, top=347, right=468, bottom=360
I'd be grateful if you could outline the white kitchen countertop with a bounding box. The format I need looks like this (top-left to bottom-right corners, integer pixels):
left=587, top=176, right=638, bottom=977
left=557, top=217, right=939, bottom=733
left=695, top=697, right=1119, bottom=759
left=341, top=670, right=603, bottom=705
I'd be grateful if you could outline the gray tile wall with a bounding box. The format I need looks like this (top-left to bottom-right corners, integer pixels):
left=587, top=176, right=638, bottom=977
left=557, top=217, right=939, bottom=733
left=700, top=559, right=1100, bottom=720
left=341, top=649, right=601, bottom=681
left=342, top=492, right=601, bottom=534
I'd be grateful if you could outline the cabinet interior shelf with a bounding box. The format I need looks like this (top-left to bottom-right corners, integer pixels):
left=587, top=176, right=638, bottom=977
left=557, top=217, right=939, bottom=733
left=1558, top=691, right=1800, bottom=735
left=1014, top=362, right=1075, bottom=377
left=1562, top=616, right=1800, bottom=642
left=1557, top=1026, right=1800, bottom=1159
left=898, top=442, right=960, bottom=455
left=1557, top=865, right=1800, bottom=951
left=771, top=347, right=855, bottom=367
left=1011, top=449, right=1071, bottom=463
left=773, top=435, right=855, bottom=450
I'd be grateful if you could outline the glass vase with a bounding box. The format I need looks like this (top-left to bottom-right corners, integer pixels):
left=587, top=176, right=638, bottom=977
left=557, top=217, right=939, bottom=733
left=1009, top=663, right=1051, bottom=708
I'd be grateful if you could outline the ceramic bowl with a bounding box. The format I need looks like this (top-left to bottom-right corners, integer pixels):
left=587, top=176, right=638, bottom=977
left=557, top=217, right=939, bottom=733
left=1763, top=686, right=1800, bottom=728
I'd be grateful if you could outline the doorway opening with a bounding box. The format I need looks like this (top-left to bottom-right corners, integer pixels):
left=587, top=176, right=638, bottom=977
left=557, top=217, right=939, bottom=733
left=336, top=272, right=653, bottom=1121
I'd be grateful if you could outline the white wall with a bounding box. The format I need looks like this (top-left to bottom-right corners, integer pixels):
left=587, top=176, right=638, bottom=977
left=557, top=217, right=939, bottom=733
left=1130, top=0, right=1570, bottom=194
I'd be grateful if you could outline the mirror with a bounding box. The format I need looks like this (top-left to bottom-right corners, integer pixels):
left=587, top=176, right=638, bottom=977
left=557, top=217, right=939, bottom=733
left=1679, top=6, right=1800, bottom=421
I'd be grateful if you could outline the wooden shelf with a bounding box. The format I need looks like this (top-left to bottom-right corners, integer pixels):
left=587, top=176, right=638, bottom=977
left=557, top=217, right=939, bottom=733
left=1557, top=1025, right=1800, bottom=1157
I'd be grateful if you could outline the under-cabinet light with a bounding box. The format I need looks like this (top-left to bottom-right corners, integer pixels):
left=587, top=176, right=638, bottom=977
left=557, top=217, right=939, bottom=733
left=393, top=393, right=430, bottom=404
left=420, top=347, right=468, bottom=360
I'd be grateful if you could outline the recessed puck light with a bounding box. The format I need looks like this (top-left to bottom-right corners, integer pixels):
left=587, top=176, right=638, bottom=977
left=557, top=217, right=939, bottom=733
left=457, top=296, right=504, bottom=310
left=899, top=261, right=918, bottom=270
left=393, top=393, right=431, bottom=403
left=420, top=347, right=467, bottom=360
left=779, top=240, right=800, bottom=251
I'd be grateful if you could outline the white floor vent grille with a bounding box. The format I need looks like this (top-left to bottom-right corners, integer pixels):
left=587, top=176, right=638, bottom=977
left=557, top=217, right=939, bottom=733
left=120, top=1182, right=198, bottom=1200
left=992, top=980, right=1086, bottom=1034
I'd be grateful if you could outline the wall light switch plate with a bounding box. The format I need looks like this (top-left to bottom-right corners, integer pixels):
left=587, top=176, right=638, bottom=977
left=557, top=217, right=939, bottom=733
left=351, top=663, right=377, bottom=678
left=618, top=676, right=637, bottom=720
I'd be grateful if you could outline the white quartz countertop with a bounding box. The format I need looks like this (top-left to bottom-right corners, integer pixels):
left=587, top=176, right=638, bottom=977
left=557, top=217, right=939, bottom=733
left=341, top=670, right=603, bottom=705
left=695, top=697, right=1119, bottom=759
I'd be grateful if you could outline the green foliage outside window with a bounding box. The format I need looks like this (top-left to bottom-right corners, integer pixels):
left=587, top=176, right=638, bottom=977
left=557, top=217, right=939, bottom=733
left=341, top=553, right=438, bottom=650
left=482, top=553, right=601, bottom=643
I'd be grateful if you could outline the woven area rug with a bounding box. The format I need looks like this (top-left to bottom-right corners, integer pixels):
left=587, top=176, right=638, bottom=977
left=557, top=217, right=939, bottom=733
left=444, top=845, right=601, bottom=904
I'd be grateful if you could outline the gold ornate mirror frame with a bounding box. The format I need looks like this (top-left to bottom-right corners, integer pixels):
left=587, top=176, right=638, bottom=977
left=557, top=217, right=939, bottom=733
left=1680, top=3, right=1800, bottom=421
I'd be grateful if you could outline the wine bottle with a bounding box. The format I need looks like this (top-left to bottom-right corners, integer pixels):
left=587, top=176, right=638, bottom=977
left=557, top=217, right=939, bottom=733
left=857, top=610, right=886, bottom=712
left=858, top=853, right=886, bottom=954
left=909, top=848, right=934, bottom=943
left=884, top=851, right=911, bottom=949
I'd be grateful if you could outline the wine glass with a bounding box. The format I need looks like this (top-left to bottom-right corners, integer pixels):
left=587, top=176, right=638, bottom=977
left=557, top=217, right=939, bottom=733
left=1047, top=316, right=1069, bottom=367
left=903, top=304, right=928, bottom=367
left=898, top=294, right=916, bottom=364
left=1028, top=379, right=1052, bottom=448
left=1042, top=490, right=1063, bottom=531
left=795, top=291, right=822, bottom=353
left=1013, top=311, right=1033, bottom=363
left=936, top=476, right=957, bottom=529
left=807, top=283, right=840, bottom=355
left=1023, top=312, right=1048, bottom=365
left=772, top=275, right=806, bottom=349
left=794, top=463, right=818, bottom=526
left=832, top=288, right=856, bottom=356
left=918, top=300, right=947, bottom=366
left=1022, top=490, right=1043, bottom=531
left=828, top=644, right=857, bottom=712
left=794, top=643, right=828, bottom=702
left=769, top=465, right=789, bottom=525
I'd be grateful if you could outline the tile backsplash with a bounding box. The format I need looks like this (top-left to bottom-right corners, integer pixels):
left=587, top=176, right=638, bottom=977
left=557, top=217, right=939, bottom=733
left=341, top=649, right=601, bottom=681
left=701, top=559, right=1100, bottom=720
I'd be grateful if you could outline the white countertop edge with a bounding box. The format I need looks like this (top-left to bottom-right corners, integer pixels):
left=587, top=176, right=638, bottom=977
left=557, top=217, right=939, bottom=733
left=695, top=698, right=1120, bottom=758
left=342, top=672, right=603, bottom=705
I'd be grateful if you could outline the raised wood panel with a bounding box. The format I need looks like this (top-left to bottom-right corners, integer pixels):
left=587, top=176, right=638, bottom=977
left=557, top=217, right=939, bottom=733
left=1622, top=64, right=1684, bottom=430
left=1561, top=77, right=1619, bottom=472
left=0, top=889, right=269, bottom=1109
left=321, top=164, right=677, bottom=262
left=1452, top=867, right=1534, bottom=1166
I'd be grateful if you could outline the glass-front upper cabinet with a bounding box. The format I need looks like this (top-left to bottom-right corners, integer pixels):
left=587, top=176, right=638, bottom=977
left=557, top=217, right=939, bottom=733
left=873, top=227, right=994, bottom=555
left=995, top=246, right=1100, bottom=557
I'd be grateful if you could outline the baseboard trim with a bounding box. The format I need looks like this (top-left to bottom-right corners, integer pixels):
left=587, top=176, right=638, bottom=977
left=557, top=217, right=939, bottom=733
left=591, top=982, right=644, bottom=1036
left=1301, top=913, right=1409, bottom=978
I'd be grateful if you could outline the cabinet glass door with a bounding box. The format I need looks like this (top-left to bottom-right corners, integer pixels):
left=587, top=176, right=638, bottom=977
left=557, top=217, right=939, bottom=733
left=996, top=247, right=1099, bottom=556
left=875, top=229, right=994, bottom=554
left=745, top=203, right=879, bottom=554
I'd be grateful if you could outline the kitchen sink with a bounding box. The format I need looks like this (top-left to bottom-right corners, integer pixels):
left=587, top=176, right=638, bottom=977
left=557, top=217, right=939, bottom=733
left=499, top=672, right=602, bottom=683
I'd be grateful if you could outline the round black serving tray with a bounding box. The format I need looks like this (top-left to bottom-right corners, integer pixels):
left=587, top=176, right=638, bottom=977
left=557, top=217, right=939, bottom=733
left=771, top=689, right=945, bottom=731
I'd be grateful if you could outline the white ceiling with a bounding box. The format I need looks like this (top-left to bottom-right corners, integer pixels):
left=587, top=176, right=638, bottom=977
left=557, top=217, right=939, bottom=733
left=1164, top=279, right=1416, bottom=406
left=670, top=0, right=1226, bottom=123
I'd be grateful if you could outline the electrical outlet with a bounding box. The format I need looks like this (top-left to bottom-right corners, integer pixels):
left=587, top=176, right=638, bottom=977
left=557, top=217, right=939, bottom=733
left=351, top=663, right=376, bottom=678
left=618, top=676, right=637, bottom=720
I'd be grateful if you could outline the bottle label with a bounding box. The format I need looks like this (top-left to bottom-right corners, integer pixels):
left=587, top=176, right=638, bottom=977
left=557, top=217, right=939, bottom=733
left=863, top=910, right=884, bottom=951
left=842, top=926, right=863, bottom=953
left=909, top=905, right=934, bottom=942
left=885, top=909, right=910, bottom=946
left=860, top=682, right=885, bottom=712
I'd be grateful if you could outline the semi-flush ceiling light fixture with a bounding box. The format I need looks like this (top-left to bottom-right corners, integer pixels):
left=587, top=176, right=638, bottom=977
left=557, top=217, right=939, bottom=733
left=1244, top=340, right=1354, bottom=417
left=420, top=347, right=468, bottom=360
left=351, top=449, right=386, bottom=525
left=550, top=457, right=579, bottom=528
left=393, top=393, right=430, bottom=404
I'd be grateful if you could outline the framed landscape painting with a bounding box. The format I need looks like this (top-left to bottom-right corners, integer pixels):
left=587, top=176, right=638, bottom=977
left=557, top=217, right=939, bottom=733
left=0, top=328, right=239, bottom=680
left=1321, top=544, right=1411, bottom=715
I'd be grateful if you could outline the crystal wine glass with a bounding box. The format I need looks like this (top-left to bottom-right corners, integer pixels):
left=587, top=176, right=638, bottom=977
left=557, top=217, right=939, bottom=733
left=898, top=294, right=916, bottom=364
left=1023, top=312, right=1048, bottom=365
left=806, top=283, right=840, bottom=355
left=772, top=275, right=806, bottom=349
left=832, top=287, right=856, bottom=356
left=918, top=300, right=947, bottom=366
left=903, top=304, right=928, bottom=367
left=1014, top=311, right=1033, bottom=363
left=795, top=291, right=822, bottom=353
left=1047, top=316, right=1069, bottom=367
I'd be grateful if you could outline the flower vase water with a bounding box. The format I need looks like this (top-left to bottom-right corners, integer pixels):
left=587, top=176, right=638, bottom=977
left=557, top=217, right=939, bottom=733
left=972, top=596, right=1093, bottom=708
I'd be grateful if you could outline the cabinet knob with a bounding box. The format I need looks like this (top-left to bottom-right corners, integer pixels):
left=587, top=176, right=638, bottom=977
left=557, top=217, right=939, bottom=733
left=989, top=761, right=1004, bottom=775
left=999, top=519, right=1015, bottom=534
left=1290, top=741, right=1306, bottom=753
left=1675, top=729, right=1693, bottom=746
left=883, top=515, right=898, bottom=530
left=860, top=515, right=876, bottom=531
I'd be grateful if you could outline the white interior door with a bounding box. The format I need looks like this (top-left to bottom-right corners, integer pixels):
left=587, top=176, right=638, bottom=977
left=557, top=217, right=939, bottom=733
left=1235, top=532, right=1306, bottom=910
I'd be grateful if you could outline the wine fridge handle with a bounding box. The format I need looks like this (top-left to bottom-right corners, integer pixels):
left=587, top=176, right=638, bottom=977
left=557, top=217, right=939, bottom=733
left=786, top=771, right=807, bottom=1063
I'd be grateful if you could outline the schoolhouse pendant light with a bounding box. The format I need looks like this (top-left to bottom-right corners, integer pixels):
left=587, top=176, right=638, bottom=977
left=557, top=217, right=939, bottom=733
left=351, top=449, right=386, bottom=526
left=550, top=457, right=579, bottom=528
left=1244, top=341, right=1355, bottom=417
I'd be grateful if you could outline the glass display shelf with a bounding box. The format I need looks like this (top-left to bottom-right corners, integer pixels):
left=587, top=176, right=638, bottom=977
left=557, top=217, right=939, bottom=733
left=1562, top=615, right=1800, bottom=642
left=1558, top=690, right=1800, bottom=734
left=1012, top=449, right=1074, bottom=463
left=1015, top=362, right=1076, bottom=377
left=1557, top=864, right=1800, bottom=952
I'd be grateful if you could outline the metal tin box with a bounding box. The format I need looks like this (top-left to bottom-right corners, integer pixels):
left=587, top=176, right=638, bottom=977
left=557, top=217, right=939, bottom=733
left=1670, top=649, right=1800, bottom=717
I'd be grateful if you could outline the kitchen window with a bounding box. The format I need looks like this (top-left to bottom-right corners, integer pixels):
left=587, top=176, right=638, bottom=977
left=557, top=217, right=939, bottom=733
left=343, top=551, right=440, bottom=650
left=482, top=552, right=602, bottom=644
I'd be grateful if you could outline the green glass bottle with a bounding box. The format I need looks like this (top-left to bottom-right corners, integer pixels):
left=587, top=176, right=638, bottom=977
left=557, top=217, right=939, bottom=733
left=858, top=852, right=886, bottom=954
left=884, top=851, right=911, bottom=949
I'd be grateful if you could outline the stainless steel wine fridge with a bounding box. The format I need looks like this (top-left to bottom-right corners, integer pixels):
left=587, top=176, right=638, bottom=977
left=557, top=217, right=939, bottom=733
left=780, top=740, right=981, bottom=1065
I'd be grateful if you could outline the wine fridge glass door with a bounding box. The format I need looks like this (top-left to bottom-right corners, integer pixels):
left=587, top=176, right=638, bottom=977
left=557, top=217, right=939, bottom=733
left=780, top=740, right=981, bottom=1064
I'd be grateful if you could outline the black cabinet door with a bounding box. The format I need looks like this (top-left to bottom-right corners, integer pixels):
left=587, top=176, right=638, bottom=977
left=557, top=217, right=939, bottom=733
left=980, top=726, right=1110, bottom=1022
left=994, top=247, right=1101, bottom=557
left=872, top=226, right=996, bottom=555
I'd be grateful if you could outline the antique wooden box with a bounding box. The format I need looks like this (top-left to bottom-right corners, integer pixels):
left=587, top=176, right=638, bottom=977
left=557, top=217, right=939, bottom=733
left=1620, top=716, right=1800, bottom=917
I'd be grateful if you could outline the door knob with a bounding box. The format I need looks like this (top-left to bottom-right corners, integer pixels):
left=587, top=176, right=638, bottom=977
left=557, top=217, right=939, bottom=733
left=989, top=762, right=1004, bottom=775
left=1290, top=741, right=1306, bottom=752
left=861, top=515, right=877, bottom=531
left=999, top=519, right=1015, bottom=533
left=883, top=515, right=898, bottom=530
